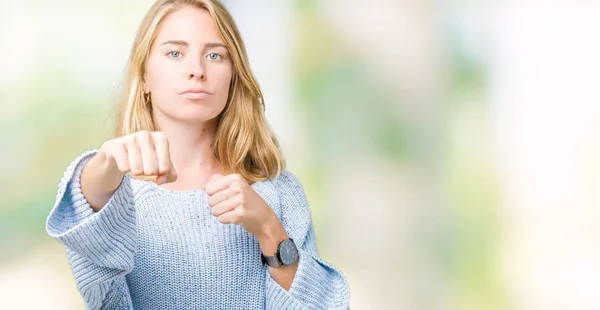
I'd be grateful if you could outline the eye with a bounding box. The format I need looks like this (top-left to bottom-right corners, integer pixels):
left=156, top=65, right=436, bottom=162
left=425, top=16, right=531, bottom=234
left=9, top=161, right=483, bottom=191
left=206, top=52, right=222, bottom=61
left=168, top=50, right=182, bottom=59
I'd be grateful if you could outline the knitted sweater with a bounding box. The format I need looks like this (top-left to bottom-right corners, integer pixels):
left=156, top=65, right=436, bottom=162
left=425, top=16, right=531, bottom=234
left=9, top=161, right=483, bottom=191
left=45, top=150, right=350, bottom=309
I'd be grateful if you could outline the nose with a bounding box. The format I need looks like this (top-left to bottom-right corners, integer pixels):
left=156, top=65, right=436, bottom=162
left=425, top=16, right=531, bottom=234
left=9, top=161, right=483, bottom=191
left=188, top=58, right=206, bottom=81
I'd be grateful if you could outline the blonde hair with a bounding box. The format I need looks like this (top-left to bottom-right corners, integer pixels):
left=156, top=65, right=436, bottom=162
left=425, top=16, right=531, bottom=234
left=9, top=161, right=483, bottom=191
left=113, top=0, right=285, bottom=182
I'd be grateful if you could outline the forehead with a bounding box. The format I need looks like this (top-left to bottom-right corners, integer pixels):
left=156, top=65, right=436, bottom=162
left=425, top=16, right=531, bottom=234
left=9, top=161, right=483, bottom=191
left=155, top=5, right=223, bottom=44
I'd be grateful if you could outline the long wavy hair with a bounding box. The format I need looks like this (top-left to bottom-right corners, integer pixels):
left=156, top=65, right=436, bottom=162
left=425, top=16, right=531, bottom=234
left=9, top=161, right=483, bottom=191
left=112, top=0, right=285, bottom=182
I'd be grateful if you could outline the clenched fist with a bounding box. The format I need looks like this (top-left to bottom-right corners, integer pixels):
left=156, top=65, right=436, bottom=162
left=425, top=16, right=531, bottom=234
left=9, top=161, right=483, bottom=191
left=205, top=174, right=276, bottom=238
left=98, top=130, right=178, bottom=184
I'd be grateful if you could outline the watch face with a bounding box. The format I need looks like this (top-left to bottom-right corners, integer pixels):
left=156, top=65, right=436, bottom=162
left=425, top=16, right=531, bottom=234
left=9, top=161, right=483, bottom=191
left=278, top=239, right=298, bottom=265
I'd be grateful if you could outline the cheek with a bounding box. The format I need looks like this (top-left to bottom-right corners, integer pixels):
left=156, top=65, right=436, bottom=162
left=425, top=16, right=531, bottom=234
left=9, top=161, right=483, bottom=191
left=212, top=66, right=233, bottom=99
left=146, top=56, right=178, bottom=91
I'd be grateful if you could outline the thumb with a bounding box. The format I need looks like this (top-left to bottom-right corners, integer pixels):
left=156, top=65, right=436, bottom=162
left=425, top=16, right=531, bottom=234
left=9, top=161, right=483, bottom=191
left=156, top=165, right=178, bottom=185
left=210, top=173, right=224, bottom=181
left=165, top=163, right=178, bottom=183
left=204, top=173, right=224, bottom=190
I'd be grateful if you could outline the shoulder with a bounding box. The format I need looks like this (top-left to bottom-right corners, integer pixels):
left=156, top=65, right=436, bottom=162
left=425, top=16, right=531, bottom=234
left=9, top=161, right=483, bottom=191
left=272, top=170, right=304, bottom=193
left=270, top=170, right=309, bottom=211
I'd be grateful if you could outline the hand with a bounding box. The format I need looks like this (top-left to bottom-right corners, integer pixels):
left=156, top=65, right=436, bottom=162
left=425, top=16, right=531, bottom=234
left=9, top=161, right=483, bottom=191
left=205, top=174, right=275, bottom=237
left=98, top=130, right=178, bottom=184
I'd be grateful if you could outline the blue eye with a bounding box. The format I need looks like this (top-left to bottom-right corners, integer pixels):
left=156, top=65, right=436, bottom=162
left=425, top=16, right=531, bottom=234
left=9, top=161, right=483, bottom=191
left=168, top=50, right=182, bottom=59
left=207, top=53, right=222, bottom=61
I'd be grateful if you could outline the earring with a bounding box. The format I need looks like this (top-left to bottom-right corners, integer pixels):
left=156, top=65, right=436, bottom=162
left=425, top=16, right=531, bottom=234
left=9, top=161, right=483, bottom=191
left=143, top=91, right=151, bottom=103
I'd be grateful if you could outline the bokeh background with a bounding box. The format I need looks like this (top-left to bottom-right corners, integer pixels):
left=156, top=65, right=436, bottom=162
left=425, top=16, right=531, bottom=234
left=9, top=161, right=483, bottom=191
left=1, top=0, right=600, bottom=309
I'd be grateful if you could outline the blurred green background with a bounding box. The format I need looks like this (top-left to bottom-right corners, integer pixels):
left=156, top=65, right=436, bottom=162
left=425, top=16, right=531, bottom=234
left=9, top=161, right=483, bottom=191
left=2, top=1, right=600, bottom=309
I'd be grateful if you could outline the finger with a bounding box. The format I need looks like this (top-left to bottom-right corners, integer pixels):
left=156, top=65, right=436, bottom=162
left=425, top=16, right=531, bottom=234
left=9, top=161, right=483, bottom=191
left=137, top=131, right=158, bottom=176
left=110, top=139, right=130, bottom=173
left=208, top=186, right=241, bottom=208
left=210, top=173, right=224, bottom=182
left=167, top=168, right=178, bottom=182
left=205, top=174, right=224, bottom=190
left=205, top=174, right=238, bottom=195
left=217, top=208, right=241, bottom=224
left=211, top=197, right=241, bottom=217
left=152, top=132, right=177, bottom=183
left=125, top=135, right=143, bottom=175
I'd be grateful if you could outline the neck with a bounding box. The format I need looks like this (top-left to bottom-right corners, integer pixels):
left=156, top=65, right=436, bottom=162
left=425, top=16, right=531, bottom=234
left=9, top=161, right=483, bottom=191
left=156, top=117, right=223, bottom=188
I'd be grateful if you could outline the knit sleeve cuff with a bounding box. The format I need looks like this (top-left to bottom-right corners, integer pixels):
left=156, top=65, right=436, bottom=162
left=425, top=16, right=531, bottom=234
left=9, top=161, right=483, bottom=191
left=46, top=150, right=136, bottom=271
left=265, top=248, right=351, bottom=310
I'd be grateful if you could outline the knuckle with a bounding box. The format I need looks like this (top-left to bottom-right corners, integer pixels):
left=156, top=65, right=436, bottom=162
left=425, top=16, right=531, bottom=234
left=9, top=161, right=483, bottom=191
left=237, top=209, right=245, bottom=219
left=100, top=140, right=111, bottom=150
left=136, top=131, right=151, bottom=145
left=114, top=137, right=125, bottom=147
left=158, top=166, right=169, bottom=175
left=118, top=139, right=129, bottom=151
left=125, top=135, right=136, bottom=146
left=231, top=184, right=242, bottom=193
left=145, top=167, right=158, bottom=175
left=131, top=169, right=143, bottom=176
left=153, top=131, right=167, bottom=143
left=143, top=132, right=153, bottom=142
left=129, top=163, right=143, bottom=174
left=116, top=163, right=128, bottom=173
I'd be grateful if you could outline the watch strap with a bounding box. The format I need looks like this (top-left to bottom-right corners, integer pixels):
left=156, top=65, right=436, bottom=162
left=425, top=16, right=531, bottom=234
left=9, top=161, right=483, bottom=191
left=261, top=252, right=283, bottom=267
left=261, top=238, right=295, bottom=267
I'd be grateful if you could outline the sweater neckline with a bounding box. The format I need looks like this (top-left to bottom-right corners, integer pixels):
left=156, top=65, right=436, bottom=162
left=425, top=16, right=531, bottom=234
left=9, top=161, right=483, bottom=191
left=146, top=178, right=270, bottom=196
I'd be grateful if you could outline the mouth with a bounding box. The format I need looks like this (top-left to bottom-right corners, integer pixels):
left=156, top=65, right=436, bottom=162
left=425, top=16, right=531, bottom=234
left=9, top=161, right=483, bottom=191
left=179, top=89, right=212, bottom=100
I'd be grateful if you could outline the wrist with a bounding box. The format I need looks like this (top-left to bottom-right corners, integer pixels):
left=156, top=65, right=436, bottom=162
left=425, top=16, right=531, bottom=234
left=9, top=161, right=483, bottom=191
left=97, top=149, right=122, bottom=176
left=257, top=214, right=288, bottom=255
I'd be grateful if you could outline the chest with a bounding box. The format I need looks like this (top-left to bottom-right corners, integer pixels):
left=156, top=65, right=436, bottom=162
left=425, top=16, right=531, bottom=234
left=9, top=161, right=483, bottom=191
left=127, top=182, right=282, bottom=283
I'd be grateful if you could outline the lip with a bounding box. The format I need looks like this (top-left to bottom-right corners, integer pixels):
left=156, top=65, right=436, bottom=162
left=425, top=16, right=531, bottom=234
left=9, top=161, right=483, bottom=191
left=179, top=88, right=212, bottom=99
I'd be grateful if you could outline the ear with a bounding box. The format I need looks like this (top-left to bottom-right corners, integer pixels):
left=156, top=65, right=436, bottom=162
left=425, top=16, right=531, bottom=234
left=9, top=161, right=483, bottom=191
left=142, top=73, right=149, bottom=93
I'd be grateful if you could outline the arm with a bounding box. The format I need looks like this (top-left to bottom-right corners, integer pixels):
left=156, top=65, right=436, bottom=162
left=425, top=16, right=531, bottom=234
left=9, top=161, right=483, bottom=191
left=80, top=148, right=127, bottom=212
left=264, top=171, right=351, bottom=310
left=257, top=217, right=298, bottom=291
left=46, top=132, right=176, bottom=309
left=46, top=150, right=136, bottom=310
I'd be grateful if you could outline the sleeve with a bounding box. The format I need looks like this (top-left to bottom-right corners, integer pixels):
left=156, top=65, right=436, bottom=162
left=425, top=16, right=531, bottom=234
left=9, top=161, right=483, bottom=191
left=45, top=149, right=136, bottom=310
left=265, top=171, right=351, bottom=310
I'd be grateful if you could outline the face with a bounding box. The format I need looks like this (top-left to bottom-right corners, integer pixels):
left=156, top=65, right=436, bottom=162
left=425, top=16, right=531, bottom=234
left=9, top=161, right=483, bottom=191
left=144, top=5, right=233, bottom=126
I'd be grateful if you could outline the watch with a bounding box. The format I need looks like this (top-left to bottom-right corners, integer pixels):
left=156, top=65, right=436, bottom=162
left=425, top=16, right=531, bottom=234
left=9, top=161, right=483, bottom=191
left=261, top=238, right=298, bottom=267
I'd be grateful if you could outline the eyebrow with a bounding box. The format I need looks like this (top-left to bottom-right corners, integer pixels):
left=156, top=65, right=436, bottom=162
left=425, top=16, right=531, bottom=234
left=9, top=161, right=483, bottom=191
left=160, top=40, right=227, bottom=48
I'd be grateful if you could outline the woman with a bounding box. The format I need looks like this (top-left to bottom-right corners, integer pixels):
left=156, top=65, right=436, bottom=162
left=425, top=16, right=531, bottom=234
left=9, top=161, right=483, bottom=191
left=45, top=0, right=350, bottom=309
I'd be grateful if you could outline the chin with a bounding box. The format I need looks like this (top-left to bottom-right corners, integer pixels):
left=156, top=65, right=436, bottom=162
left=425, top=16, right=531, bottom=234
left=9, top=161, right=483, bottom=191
left=155, top=102, right=224, bottom=124
left=177, top=109, right=222, bottom=124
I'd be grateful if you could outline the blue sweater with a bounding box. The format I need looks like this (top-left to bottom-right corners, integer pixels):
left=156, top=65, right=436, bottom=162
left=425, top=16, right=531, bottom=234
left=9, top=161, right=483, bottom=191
left=45, top=150, right=350, bottom=309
